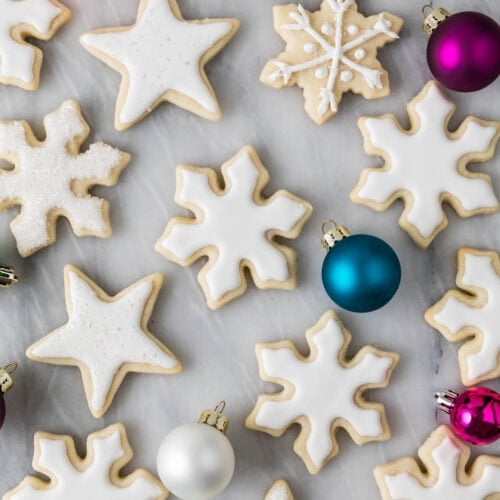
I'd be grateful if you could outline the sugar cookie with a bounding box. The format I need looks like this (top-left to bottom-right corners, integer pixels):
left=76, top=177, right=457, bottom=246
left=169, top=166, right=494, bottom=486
left=265, top=480, right=294, bottom=500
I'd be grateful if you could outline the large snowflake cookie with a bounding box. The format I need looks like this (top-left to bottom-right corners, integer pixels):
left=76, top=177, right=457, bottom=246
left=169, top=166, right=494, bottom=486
left=80, top=0, right=239, bottom=130
left=374, top=425, right=500, bottom=499
left=351, top=80, right=500, bottom=249
left=265, top=480, right=294, bottom=500
left=4, top=423, right=168, bottom=499
left=425, top=248, right=500, bottom=386
left=0, top=99, right=130, bottom=257
left=156, top=146, right=313, bottom=310
left=246, top=310, right=399, bottom=474
left=0, top=0, right=71, bottom=90
left=27, top=265, right=181, bottom=418
left=261, top=0, right=403, bottom=125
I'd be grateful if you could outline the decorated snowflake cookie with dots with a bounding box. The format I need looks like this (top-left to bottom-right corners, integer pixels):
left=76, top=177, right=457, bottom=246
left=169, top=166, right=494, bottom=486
left=80, top=0, right=239, bottom=130
left=246, top=310, right=399, bottom=474
left=374, top=425, right=500, bottom=499
left=27, top=266, right=181, bottom=418
left=265, top=480, right=294, bottom=500
left=156, top=145, right=313, bottom=310
left=425, top=248, right=500, bottom=386
left=260, top=0, right=403, bottom=124
left=0, top=100, right=130, bottom=257
left=0, top=0, right=70, bottom=89
left=351, top=81, right=500, bottom=248
left=4, top=423, right=168, bottom=499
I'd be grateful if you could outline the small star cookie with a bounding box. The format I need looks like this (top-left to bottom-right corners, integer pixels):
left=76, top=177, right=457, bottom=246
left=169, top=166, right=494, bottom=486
left=80, top=0, right=239, bottom=130
left=27, top=266, right=182, bottom=418
left=351, top=81, right=499, bottom=248
left=4, top=423, right=168, bottom=499
left=246, top=310, right=399, bottom=474
left=265, top=480, right=294, bottom=500
left=0, top=0, right=71, bottom=90
left=156, top=145, right=313, bottom=310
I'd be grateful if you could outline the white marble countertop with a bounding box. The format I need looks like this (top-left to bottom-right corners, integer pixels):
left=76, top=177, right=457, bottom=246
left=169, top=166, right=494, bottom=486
left=0, top=0, right=499, bottom=498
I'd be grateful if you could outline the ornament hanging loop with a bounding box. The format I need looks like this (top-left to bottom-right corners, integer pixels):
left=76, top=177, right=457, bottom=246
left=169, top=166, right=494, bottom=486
left=0, top=264, right=18, bottom=288
left=422, top=6, right=451, bottom=35
left=198, top=401, right=229, bottom=434
left=434, top=389, right=458, bottom=414
left=321, top=220, right=350, bottom=250
left=0, top=362, right=17, bottom=394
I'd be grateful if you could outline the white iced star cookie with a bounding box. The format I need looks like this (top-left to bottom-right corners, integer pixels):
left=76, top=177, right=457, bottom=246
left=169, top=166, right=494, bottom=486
left=261, top=0, right=403, bottom=124
left=425, top=248, right=500, bottom=386
left=0, top=99, right=130, bottom=257
left=265, top=480, right=294, bottom=500
left=374, top=425, right=500, bottom=500
left=246, top=310, right=399, bottom=474
left=0, top=0, right=71, bottom=90
left=351, top=81, right=500, bottom=248
left=80, top=0, right=239, bottom=130
left=156, top=146, right=313, bottom=310
left=27, top=266, right=181, bottom=418
left=4, top=423, right=168, bottom=499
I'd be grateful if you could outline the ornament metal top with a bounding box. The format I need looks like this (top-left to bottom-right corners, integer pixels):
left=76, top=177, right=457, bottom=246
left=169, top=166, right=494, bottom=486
left=423, top=5, right=500, bottom=92
left=0, top=363, right=17, bottom=430
left=0, top=264, right=18, bottom=288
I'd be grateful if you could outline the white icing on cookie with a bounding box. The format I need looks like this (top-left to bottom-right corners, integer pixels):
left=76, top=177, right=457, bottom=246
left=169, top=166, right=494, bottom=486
left=347, top=23, right=359, bottom=34
left=28, top=267, right=180, bottom=418
left=156, top=146, right=312, bottom=309
left=4, top=425, right=167, bottom=499
left=315, top=66, right=328, bottom=79
left=321, top=22, right=334, bottom=35
left=248, top=311, right=397, bottom=473
left=354, top=48, right=365, bottom=59
left=340, top=70, right=353, bottom=81
left=265, top=480, right=294, bottom=500
left=304, top=42, right=317, bottom=53
left=81, top=0, right=236, bottom=128
left=352, top=81, right=499, bottom=246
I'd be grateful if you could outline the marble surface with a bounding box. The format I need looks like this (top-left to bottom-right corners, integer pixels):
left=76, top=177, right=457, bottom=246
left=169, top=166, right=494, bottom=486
left=0, top=0, right=499, bottom=498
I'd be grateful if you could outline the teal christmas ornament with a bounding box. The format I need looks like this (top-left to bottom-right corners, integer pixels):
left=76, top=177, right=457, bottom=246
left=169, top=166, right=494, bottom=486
left=321, top=221, right=401, bottom=313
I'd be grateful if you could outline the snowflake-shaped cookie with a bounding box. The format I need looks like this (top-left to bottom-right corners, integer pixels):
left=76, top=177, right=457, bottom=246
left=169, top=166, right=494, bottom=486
left=246, top=310, right=399, bottom=474
left=374, top=425, right=500, bottom=500
left=80, top=0, right=239, bottom=130
left=265, top=480, right=294, bottom=500
left=27, top=265, right=181, bottom=418
left=261, top=0, right=402, bottom=124
left=0, top=0, right=70, bottom=89
left=4, top=423, right=168, bottom=499
left=156, top=146, right=313, bottom=309
left=425, top=248, right=500, bottom=386
left=0, top=99, right=130, bottom=257
left=351, top=81, right=500, bottom=248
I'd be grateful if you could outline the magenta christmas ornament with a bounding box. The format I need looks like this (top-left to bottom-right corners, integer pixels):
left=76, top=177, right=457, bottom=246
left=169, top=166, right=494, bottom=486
left=0, top=363, right=17, bottom=429
left=423, top=6, right=500, bottom=92
left=435, top=387, right=500, bottom=445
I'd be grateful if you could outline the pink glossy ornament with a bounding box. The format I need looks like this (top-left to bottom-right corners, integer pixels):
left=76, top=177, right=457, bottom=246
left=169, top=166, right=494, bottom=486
left=435, top=387, right=500, bottom=445
left=423, top=7, right=500, bottom=92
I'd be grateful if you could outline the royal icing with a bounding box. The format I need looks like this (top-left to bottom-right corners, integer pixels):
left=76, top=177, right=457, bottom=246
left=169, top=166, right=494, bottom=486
left=4, top=424, right=168, bottom=499
left=156, top=146, right=312, bottom=310
left=0, top=99, right=129, bottom=257
left=27, top=266, right=181, bottom=418
left=80, top=0, right=238, bottom=130
left=376, top=426, right=500, bottom=500
left=262, top=0, right=402, bottom=124
left=426, top=248, right=500, bottom=385
left=246, top=311, right=398, bottom=474
left=265, top=480, right=294, bottom=500
left=0, top=0, right=69, bottom=88
left=351, top=81, right=499, bottom=248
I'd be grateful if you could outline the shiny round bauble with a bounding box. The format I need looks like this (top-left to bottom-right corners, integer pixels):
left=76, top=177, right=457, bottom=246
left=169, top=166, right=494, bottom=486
left=321, top=234, right=401, bottom=313
left=427, top=12, right=500, bottom=92
left=449, top=387, right=500, bottom=445
left=0, top=393, right=5, bottom=429
left=156, top=422, right=235, bottom=500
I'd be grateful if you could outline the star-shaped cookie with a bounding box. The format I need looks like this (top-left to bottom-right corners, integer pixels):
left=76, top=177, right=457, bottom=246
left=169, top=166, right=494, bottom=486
left=27, top=265, right=181, bottom=418
left=80, top=0, right=239, bottom=130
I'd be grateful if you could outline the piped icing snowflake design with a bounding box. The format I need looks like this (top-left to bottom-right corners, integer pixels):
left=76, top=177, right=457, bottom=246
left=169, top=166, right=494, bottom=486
left=156, top=146, right=313, bottom=310
left=265, top=480, right=294, bottom=500
left=4, top=423, right=168, bottom=499
left=351, top=81, right=500, bottom=248
left=80, top=0, right=239, bottom=130
left=374, top=425, right=500, bottom=500
left=0, top=100, right=130, bottom=257
left=425, top=248, right=500, bottom=386
left=0, top=0, right=71, bottom=90
left=261, top=0, right=403, bottom=124
left=27, top=266, right=181, bottom=418
left=246, top=310, right=399, bottom=474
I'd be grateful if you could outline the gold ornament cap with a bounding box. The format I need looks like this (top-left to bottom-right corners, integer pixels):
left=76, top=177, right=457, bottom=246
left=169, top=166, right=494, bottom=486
left=0, top=264, right=18, bottom=288
left=198, top=401, right=229, bottom=434
left=422, top=5, right=451, bottom=36
left=321, top=220, right=350, bottom=250
left=0, top=363, right=17, bottom=394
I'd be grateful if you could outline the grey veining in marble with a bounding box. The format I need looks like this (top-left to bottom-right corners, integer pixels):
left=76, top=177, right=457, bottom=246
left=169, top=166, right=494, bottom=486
left=0, top=0, right=499, bottom=499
